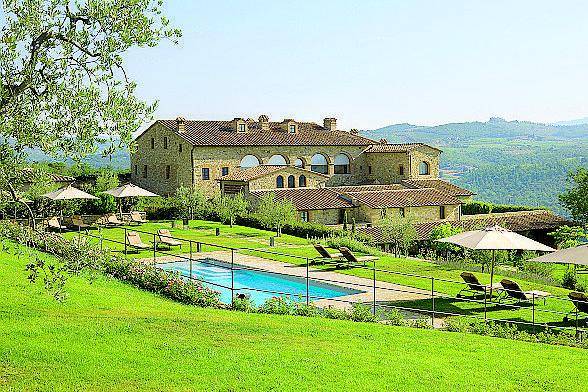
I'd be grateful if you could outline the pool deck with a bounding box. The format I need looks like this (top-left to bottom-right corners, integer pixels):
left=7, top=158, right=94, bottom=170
left=141, top=250, right=433, bottom=313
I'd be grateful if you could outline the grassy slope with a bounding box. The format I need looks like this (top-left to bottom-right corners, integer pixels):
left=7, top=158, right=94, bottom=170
left=1, top=248, right=588, bottom=391
left=63, top=220, right=584, bottom=326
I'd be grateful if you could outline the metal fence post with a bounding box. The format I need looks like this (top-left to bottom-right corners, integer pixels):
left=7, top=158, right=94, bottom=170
left=189, top=240, right=193, bottom=279
left=484, top=288, right=487, bottom=323
left=153, top=233, right=157, bottom=264
left=532, top=292, right=536, bottom=333
left=231, top=248, right=235, bottom=306
left=306, top=257, right=310, bottom=306
left=124, top=227, right=127, bottom=255
left=372, top=259, right=376, bottom=315
left=431, top=277, right=435, bottom=327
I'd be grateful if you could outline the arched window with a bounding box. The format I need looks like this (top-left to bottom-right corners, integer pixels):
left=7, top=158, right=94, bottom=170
left=294, top=158, right=305, bottom=168
left=268, top=154, right=288, bottom=166
left=419, top=161, right=430, bottom=175
left=287, top=175, right=295, bottom=188
left=276, top=175, right=284, bottom=188
left=334, top=153, right=350, bottom=174
left=311, top=153, right=329, bottom=174
left=299, top=175, right=307, bottom=187
left=240, top=155, right=260, bottom=168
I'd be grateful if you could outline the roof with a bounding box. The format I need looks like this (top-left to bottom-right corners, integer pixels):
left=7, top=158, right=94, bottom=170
left=218, top=165, right=328, bottom=182
left=363, top=143, right=442, bottom=153
left=344, top=188, right=463, bottom=208
left=22, top=168, right=74, bottom=184
left=359, top=210, right=571, bottom=242
left=401, top=179, right=475, bottom=197
left=328, top=184, right=406, bottom=193
left=155, top=119, right=376, bottom=147
left=250, top=188, right=355, bottom=210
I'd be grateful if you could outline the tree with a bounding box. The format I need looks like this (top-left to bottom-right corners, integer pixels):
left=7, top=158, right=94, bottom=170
left=559, top=168, right=588, bottom=225
left=254, top=193, right=297, bottom=236
left=214, top=193, right=249, bottom=228
left=175, top=186, right=209, bottom=221
left=549, top=225, right=587, bottom=249
left=376, top=215, right=417, bottom=256
left=428, top=222, right=464, bottom=258
left=0, top=0, right=180, bottom=224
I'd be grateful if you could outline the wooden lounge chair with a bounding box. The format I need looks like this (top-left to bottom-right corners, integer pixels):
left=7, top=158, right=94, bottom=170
left=499, top=279, right=551, bottom=304
left=457, top=271, right=502, bottom=298
left=157, top=229, right=182, bottom=249
left=313, top=244, right=342, bottom=263
left=105, top=213, right=124, bottom=227
left=46, top=216, right=67, bottom=231
left=126, top=231, right=151, bottom=252
left=70, top=215, right=91, bottom=229
left=130, top=211, right=147, bottom=224
left=338, top=247, right=378, bottom=267
left=563, top=291, right=588, bottom=323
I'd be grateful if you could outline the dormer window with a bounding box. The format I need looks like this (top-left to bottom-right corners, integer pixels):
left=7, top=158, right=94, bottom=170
left=289, top=124, right=296, bottom=134
left=238, top=123, right=246, bottom=133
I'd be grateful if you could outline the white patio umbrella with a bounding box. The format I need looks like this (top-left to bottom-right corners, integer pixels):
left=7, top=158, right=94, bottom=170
left=102, top=183, right=158, bottom=216
left=42, top=185, right=98, bottom=230
left=530, top=244, right=588, bottom=267
left=436, top=225, right=555, bottom=296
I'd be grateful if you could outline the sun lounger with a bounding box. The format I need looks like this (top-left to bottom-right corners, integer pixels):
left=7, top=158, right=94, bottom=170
left=563, top=291, right=588, bottom=322
left=338, top=247, right=378, bottom=267
left=313, top=244, right=342, bottom=263
left=126, top=231, right=151, bottom=252
left=46, top=216, right=67, bottom=231
left=457, top=271, right=502, bottom=298
left=70, top=215, right=91, bottom=229
left=105, top=213, right=124, bottom=226
left=130, top=211, right=147, bottom=224
left=499, top=279, right=551, bottom=304
left=157, top=229, right=182, bottom=249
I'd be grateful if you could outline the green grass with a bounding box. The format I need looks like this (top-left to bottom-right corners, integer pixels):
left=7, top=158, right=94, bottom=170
left=1, top=247, right=587, bottom=391
left=63, top=220, right=585, bottom=328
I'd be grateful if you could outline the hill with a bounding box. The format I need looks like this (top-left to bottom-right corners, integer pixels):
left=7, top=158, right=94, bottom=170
left=361, top=118, right=588, bottom=213
left=1, top=248, right=586, bottom=391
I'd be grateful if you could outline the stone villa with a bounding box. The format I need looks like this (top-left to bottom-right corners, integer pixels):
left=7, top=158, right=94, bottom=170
left=131, top=115, right=567, bottom=240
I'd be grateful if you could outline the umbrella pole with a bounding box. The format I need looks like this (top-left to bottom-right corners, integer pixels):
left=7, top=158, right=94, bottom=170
left=489, top=249, right=496, bottom=299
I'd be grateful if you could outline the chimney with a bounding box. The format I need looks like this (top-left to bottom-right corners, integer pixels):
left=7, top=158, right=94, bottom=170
left=323, top=117, right=337, bottom=131
left=176, top=116, right=186, bottom=133
left=258, top=114, right=269, bottom=131
left=350, top=128, right=358, bottom=135
left=379, top=138, right=388, bottom=144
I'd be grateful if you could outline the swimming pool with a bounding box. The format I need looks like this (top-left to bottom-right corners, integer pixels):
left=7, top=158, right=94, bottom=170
left=157, top=258, right=363, bottom=305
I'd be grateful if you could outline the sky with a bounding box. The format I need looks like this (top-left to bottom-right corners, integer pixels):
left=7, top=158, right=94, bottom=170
left=124, top=0, right=588, bottom=130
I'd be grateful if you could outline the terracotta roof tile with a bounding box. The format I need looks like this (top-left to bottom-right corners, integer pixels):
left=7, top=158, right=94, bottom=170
left=328, top=184, right=406, bottom=193
left=21, top=168, right=74, bottom=184
left=157, top=119, right=375, bottom=147
left=250, top=188, right=355, bottom=210
left=344, top=188, right=463, bottom=208
left=363, top=143, right=442, bottom=153
left=401, top=179, right=475, bottom=197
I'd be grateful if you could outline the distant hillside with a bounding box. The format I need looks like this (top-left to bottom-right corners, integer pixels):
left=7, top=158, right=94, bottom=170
left=25, top=144, right=130, bottom=170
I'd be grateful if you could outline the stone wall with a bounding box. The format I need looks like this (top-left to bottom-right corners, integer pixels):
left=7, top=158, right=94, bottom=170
left=357, top=203, right=460, bottom=224
left=248, top=168, right=328, bottom=191
left=408, top=146, right=440, bottom=179
left=364, top=152, right=409, bottom=184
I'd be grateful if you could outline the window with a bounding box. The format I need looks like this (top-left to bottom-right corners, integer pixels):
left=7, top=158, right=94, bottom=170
left=300, top=211, right=309, bottom=222
left=165, top=165, right=171, bottom=180
left=276, top=175, right=284, bottom=188
left=399, top=207, right=405, bottom=217
left=163, top=137, right=168, bottom=149
left=268, top=154, right=287, bottom=166
left=142, top=165, right=147, bottom=178
left=240, top=155, right=260, bottom=168
left=221, top=167, right=229, bottom=176
left=419, top=161, right=430, bottom=175
left=368, top=165, right=372, bottom=175
left=310, top=153, right=328, bottom=174
left=238, top=123, right=246, bottom=133
left=178, top=143, right=183, bottom=153
left=298, top=175, right=307, bottom=187
left=399, top=165, right=404, bottom=175
left=150, top=138, right=155, bottom=149
left=289, top=125, right=296, bottom=134
left=440, top=206, right=446, bottom=219
left=294, top=158, right=304, bottom=168
left=334, top=153, right=350, bottom=174
left=202, top=168, right=210, bottom=180
left=287, top=175, right=295, bottom=188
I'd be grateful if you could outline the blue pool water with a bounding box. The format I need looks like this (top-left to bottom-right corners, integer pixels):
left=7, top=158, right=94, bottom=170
left=157, top=259, right=362, bottom=305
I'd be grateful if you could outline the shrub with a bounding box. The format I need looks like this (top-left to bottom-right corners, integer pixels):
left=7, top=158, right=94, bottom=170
left=350, top=303, right=379, bottom=323
left=562, top=269, right=578, bottom=290
left=462, top=200, right=547, bottom=215
left=258, top=296, right=297, bottom=315
left=321, top=306, right=352, bottom=320
left=232, top=296, right=257, bottom=313
left=383, top=308, right=405, bottom=326
left=321, top=235, right=380, bottom=256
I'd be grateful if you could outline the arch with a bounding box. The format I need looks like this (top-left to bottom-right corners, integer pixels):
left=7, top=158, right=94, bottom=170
left=333, top=153, right=351, bottom=174
left=276, top=175, right=284, bottom=188
left=268, top=154, right=288, bottom=166
left=240, top=154, right=261, bottom=168
left=294, top=158, right=305, bottom=168
left=298, top=175, right=307, bottom=187
left=287, top=175, right=295, bottom=188
left=419, top=161, right=430, bottom=175
left=310, top=153, right=329, bottom=174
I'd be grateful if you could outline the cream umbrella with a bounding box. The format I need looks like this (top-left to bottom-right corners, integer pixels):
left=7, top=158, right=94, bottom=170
left=102, top=183, right=158, bottom=217
left=530, top=244, right=588, bottom=266
left=437, top=225, right=555, bottom=297
left=42, top=185, right=98, bottom=231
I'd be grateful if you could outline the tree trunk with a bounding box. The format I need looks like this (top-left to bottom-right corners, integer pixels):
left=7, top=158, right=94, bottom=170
left=5, top=182, right=36, bottom=230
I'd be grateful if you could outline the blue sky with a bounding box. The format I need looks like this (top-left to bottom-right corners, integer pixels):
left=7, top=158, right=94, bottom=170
left=124, top=0, right=588, bottom=130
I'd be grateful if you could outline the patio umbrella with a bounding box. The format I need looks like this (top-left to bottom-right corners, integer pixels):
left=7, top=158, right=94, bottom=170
left=102, top=183, right=158, bottom=216
left=530, top=244, right=588, bottom=267
left=436, top=225, right=555, bottom=296
left=42, top=185, right=98, bottom=230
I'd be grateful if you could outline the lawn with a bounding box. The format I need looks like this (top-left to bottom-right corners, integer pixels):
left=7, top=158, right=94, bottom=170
left=60, top=220, right=588, bottom=329
left=1, top=247, right=587, bottom=391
